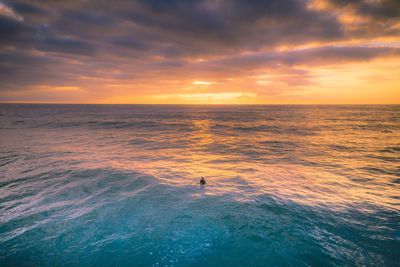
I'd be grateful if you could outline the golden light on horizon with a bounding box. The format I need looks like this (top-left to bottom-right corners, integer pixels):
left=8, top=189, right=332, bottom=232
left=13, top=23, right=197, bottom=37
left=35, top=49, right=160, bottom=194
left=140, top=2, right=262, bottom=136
left=192, top=81, right=216, bottom=85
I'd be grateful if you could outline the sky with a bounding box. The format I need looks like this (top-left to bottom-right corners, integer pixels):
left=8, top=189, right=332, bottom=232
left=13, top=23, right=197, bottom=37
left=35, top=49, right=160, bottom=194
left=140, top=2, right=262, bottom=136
left=0, top=0, right=399, bottom=104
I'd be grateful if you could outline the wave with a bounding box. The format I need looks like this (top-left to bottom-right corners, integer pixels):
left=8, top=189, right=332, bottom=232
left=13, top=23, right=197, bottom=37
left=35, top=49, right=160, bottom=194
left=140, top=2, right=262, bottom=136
left=1, top=167, right=398, bottom=266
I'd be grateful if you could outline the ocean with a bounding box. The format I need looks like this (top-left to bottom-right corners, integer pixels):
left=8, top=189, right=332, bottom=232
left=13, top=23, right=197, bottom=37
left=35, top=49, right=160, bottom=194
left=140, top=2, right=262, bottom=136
left=0, top=104, right=399, bottom=266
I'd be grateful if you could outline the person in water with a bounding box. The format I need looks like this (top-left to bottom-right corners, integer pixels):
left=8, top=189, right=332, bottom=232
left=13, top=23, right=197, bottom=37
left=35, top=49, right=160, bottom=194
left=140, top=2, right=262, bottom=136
left=200, top=177, right=206, bottom=185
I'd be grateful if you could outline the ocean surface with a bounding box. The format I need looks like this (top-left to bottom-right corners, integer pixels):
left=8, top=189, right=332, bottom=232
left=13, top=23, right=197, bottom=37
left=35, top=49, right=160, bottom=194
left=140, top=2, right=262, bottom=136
left=0, top=104, right=399, bottom=267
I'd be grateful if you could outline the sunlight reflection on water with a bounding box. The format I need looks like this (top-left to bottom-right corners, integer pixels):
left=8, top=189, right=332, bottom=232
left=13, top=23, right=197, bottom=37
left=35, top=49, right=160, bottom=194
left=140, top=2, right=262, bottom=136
left=0, top=104, right=399, bottom=266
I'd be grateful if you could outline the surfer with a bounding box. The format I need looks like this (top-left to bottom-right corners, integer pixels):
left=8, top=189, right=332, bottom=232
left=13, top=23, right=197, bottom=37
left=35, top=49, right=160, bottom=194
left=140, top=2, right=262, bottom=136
left=200, top=177, right=206, bottom=185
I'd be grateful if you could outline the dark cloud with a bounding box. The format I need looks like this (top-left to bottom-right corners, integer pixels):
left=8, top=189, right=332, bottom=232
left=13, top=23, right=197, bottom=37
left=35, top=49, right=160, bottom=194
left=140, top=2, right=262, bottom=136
left=0, top=50, right=79, bottom=90
left=62, top=9, right=115, bottom=26
left=329, top=0, right=400, bottom=20
left=0, top=16, right=32, bottom=45
left=324, top=0, right=400, bottom=37
left=35, top=36, right=96, bottom=55
left=2, top=0, right=345, bottom=54
left=126, top=0, right=344, bottom=51
left=111, top=36, right=149, bottom=51
left=203, top=46, right=400, bottom=72
left=11, top=1, right=46, bottom=17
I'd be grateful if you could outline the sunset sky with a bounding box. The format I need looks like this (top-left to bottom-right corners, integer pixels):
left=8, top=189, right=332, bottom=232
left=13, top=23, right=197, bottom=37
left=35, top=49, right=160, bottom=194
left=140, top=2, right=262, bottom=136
left=0, top=0, right=399, bottom=104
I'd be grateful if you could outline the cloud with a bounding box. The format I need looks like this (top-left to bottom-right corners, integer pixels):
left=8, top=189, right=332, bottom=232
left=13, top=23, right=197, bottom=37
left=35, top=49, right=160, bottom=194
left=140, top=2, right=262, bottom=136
left=0, top=1, right=23, bottom=21
left=328, top=0, right=400, bottom=20
left=122, top=0, right=344, bottom=53
left=35, top=36, right=96, bottom=55
left=0, top=0, right=399, bottom=103
left=206, top=46, right=400, bottom=70
left=315, top=0, right=400, bottom=38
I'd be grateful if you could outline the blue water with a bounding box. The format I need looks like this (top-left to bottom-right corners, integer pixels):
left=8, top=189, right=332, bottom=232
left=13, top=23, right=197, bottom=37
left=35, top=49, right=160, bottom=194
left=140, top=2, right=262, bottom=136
left=0, top=104, right=399, bottom=266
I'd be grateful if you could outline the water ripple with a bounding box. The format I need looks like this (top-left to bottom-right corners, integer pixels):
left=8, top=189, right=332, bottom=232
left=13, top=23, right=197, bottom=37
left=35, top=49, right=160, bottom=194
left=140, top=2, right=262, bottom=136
left=0, top=104, right=399, bottom=266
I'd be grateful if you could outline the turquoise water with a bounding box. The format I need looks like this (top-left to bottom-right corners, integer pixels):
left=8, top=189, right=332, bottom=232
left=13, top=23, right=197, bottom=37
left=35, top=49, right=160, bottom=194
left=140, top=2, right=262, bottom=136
left=0, top=104, right=399, bottom=266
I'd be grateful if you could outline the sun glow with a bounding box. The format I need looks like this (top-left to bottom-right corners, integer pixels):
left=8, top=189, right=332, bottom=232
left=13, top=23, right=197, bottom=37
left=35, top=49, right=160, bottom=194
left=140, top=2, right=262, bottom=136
left=192, top=81, right=216, bottom=85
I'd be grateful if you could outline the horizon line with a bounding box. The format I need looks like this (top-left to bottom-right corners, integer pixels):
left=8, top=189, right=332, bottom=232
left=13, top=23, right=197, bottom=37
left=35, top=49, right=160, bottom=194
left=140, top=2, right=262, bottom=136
left=1, top=102, right=399, bottom=106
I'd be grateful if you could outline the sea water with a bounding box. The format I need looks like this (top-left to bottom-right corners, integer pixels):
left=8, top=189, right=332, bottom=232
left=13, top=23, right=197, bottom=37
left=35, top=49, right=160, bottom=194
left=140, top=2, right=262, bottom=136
left=0, top=104, right=399, bottom=266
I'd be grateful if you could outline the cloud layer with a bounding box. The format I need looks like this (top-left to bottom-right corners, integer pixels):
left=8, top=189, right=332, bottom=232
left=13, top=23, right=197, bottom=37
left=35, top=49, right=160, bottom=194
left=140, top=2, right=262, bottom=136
left=0, top=0, right=399, bottom=103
